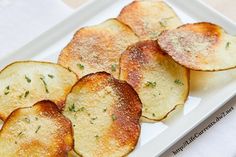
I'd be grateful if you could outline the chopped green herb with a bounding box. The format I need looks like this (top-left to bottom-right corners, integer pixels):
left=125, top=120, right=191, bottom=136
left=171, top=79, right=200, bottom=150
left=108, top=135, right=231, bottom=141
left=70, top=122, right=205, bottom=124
left=68, top=104, right=76, bottom=112
left=35, top=125, right=41, bottom=133
left=111, top=114, right=117, bottom=121
left=145, top=81, right=156, bottom=88
left=152, top=113, right=156, bottom=117
left=91, top=117, right=97, bottom=121
left=103, top=108, right=107, bottom=112
left=35, top=117, right=38, bottom=121
left=107, top=77, right=113, bottom=83
left=90, top=120, right=94, bottom=124
left=18, top=94, right=23, bottom=99
left=174, top=79, right=184, bottom=85
left=111, top=64, right=116, bottom=72
left=23, top=117, right=30, bottom=123
left=24, top=91, right=29, bottom=98
left=226, top=42, right=231, bottom=49
left=25, top=75, right=31, bottom=83
left=4, top=85, right=10, bottom=95
left=77, top=107, right=85, bottom=112
left=77, top=63, right=84, bottom=70
left=47, top=74, right=54, bottom=79
left=95, top=135, right=99, bottom=139
left=17, top=132, right=23, bottom=137
left=159, top=21, right=166, bottom=27
left=73, top=124, right=76, bottom=127
left=40, top=77, right=49, bottom=93
left=69, top=105, right=85, bottom=113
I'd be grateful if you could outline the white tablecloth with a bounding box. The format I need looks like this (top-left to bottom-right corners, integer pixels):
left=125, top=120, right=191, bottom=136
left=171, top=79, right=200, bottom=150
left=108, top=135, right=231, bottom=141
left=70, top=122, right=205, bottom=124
left=0, top=0, right=236, bottom=157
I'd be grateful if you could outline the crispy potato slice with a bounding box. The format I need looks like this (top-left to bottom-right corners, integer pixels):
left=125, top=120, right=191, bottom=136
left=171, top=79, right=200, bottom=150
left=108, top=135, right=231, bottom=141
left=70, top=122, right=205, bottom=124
left=63, top=72, right=142, bottom=157
left=120, top=40, right=189, bottom=121
left=0, top=61, right=77, bottom=120
left=0, top=101, right=73, bottom=157
left=118, top=0, right=182, bottom=40
left=58, top=19, right=139, bottom=78
left=158, top=22, right=236, bottom=71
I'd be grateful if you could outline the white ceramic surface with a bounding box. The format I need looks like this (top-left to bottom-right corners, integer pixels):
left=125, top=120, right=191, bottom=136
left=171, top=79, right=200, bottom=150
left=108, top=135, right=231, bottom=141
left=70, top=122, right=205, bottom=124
left=0, top=0, right=236, bottom=156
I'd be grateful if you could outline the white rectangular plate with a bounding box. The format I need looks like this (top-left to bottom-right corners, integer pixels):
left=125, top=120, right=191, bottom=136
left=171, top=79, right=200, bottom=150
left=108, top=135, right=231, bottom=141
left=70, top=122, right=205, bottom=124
left=1, top=0, right=236, bottom=156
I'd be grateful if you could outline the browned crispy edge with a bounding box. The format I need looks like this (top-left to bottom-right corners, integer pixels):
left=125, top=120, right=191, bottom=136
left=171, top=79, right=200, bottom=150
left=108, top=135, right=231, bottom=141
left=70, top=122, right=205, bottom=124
left=157, top=22, right=236, bottom=71
left=119, top=40, right=190, bottom=121
left=0, top=61, right=78, bottom=121
left=0, top=100, right=74, bottom=156
left=64, top=72, right=142, bottom=157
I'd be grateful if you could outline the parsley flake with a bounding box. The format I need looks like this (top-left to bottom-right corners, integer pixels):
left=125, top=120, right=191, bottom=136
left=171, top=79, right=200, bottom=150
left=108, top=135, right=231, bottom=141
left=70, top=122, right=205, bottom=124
left=68, top=104, right=76, bottom=112
left=4, top=85, right=10, bottom=95
left=174, top=79, right=184, bottom=85
left=91, top=117, right=97, bottom=121
left=18, top=94, right=23, bottom=99
left=17, top=132, right=23, bottom=137
left=68, top=103, right=85, bottom=113
left=47, top=74, right=54, bottom=79
left=145, top=81, right=156, bottom=88
left=78, top=107, right=85, bottom=112
left=24, top=91, right=29, bottom=98
left=23, top=117, right=30, bottom=123
left=111, top=64, right=116, bottom=72
left=226, top=42, right=231, bottom=49
left=40, top=77, right=49, bottom=93
left=111, top=114, right=117, bottom=121
left=25, top=75, right=31, bottom=83
left=77, top=64, right=84, bottom=70
left=95, top=135, right=99, bottom=139
left=159, top=21, right=166, bottom=27
left=35, top=125, right=41, bottom=133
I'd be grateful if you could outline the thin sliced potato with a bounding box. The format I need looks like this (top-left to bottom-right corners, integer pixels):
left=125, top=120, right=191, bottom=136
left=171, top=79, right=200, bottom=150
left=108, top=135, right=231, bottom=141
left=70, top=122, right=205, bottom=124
left=0, top=101, right=73, bottom=157
left=58, top=18, right=139, bottom=78
left=158, top=22, right=236, bottom=71
left=0, top=61, right=77, bottom=120
left=118, top=0, right=182, bottom=40
left=63, top=72, right=142, bottom=157
left=120, top=40, right=189, bottom=121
